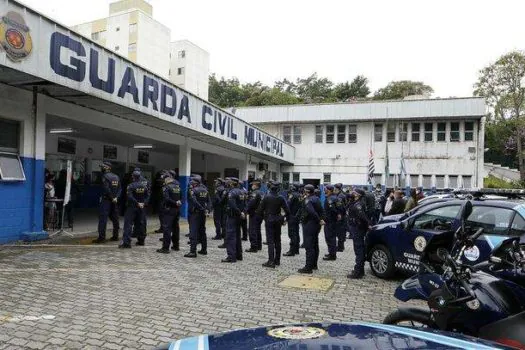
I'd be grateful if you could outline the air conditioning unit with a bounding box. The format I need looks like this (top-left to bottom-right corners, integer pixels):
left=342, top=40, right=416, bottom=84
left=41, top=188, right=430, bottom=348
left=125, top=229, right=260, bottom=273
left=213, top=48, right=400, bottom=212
left=258, top=162, right=268, bottom=171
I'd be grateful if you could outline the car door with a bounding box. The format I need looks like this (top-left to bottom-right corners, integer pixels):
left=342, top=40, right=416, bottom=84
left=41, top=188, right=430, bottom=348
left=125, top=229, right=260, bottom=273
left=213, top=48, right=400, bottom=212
left=393, top=204, right=462, bottom=273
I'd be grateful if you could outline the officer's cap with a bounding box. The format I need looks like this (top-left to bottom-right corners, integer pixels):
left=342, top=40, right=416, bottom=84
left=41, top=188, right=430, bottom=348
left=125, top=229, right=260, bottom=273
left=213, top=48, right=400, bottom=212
left=325, top=184, right=334, bottom=191
left=215, top=178, right=224, bottom=183
left=355, top=189, right=366, bottom=196
left=132, top=170, right=141, bottom=178
left=100, top=161, right=112, bottom=168
left=191, top=174, right=202, bottom=183
left=229, top=177, right=239, bottom=184
left=252, top=178, right=262, bottom=184
left=335, top=183, right=343, bottom=189
left=304, top=184, right=315, bottom=193
left=168, top=170, right=177, bottom=178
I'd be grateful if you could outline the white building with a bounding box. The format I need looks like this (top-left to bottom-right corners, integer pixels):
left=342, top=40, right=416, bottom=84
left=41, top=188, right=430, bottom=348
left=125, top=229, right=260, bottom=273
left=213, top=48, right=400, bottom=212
left=236, top=97, right=486, bottom=189
left=169, top=40, right=210, bottom=100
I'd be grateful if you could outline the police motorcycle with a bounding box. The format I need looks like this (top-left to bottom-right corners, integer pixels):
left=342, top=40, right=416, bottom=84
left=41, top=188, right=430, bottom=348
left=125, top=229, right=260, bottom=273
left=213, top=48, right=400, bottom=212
left=384, top=201, right=525, bottom=349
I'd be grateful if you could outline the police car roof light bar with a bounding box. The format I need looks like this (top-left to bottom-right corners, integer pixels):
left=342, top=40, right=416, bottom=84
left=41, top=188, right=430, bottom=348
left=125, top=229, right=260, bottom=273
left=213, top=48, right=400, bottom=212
left=453, top=188, right=525, bottom=199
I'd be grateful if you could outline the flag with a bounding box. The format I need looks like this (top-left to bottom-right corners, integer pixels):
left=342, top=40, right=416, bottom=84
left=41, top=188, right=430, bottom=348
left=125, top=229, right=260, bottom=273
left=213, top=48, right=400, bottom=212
left=368, top=148, right=375, bottom=184
left=384, top=135, right=390, bottom=186
left=400, top=153, right=409, bottom=187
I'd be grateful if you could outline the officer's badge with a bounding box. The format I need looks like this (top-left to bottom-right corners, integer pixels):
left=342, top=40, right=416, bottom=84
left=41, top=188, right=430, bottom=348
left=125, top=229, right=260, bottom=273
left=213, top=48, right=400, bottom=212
left=0, top=12, right=32, bottom=62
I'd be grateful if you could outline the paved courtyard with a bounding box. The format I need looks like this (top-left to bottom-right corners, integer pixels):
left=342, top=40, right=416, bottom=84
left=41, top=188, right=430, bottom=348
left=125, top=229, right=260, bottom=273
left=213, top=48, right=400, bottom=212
left=0, top=222, right=409, bottom=349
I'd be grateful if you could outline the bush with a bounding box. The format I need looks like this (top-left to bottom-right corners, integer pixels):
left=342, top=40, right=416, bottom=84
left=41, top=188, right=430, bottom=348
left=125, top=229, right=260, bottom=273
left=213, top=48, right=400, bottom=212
left=484, top=175, right=524, bottom=189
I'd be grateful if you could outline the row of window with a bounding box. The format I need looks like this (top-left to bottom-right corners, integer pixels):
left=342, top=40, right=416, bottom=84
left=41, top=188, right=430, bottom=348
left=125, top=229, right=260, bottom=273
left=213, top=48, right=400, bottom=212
left=282, top=121, right=475, bottom=145
left=0, top=118, right=25, bottom=181
left=283, top=172, right=332, bottom=184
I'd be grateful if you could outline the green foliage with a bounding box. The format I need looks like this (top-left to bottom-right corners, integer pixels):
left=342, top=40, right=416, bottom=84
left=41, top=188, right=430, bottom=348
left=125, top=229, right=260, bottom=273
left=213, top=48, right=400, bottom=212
left=373, top=80, right=434, bottom=100
left=484, top=175, right=523, bottom=189
left=333, top=75, right=370, bottom=101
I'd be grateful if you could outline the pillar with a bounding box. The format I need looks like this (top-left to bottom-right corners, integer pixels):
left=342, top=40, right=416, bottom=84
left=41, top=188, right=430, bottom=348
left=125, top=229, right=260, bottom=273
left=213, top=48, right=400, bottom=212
left=241, top=154, right=249, bottom=189
left=179, top=138, right=191, bottom=219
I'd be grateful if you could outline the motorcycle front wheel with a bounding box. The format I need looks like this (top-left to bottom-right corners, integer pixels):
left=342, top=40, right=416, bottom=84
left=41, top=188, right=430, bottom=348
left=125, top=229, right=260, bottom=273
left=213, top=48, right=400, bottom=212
left=383, top=307, right=435, bottom=328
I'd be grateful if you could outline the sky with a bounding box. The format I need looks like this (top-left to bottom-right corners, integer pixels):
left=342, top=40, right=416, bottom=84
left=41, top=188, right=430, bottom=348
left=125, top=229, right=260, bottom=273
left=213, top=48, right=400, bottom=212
left=16, top=0, right=525, bottom=97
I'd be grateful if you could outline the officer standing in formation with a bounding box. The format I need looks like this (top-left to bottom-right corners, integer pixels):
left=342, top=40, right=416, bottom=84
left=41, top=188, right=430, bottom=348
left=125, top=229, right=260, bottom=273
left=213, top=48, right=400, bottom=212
left=323, top=185, right=343, bottom=261
left=240, top=184, right=249, bottom=241
left=257, top=181, right=290, bottom=268
left=131, top=167, right=150, bottom=240
left=284, top=182, right=301, bottom=257
left=119, top=169, right=150, bottom=248
left=347, top=189, right=372, bottom=279
left=223, top=178, right=243, bottom=263
left=185, top=175, right=210, bottom=258
left=298, top=184, right=324, bottom=274
left=212, top=178, right=226, bottom=240
left=245, top=179, right=263, bottom=253
left=157, top=171, right=182, bottom=253
left=94, top=162, right=121, bottom=243
left=334, top=183, right=347, bottom=252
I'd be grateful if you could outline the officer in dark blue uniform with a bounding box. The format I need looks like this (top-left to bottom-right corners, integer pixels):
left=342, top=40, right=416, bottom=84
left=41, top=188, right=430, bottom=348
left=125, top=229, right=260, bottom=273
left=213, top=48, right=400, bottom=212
left=185, top=175, right=210, bottom=258
left=212, top=178, right=226, bottom=240
left=298, top=184, right=324, bottom=274
left=218, top=177, right=231, bottom=249
left=334, top=183, right=347, bottom=252
left=132, top=167, right=150, bottom=240
left=93, top=162, right=121, bottom=243
left=257, top=181, right=290, bottom=268
left=239, top=182, right=249, bottom=241
left=245, top=179, right=263, bottom=253
left=119, top=170, right=150, bottom=248
left=284, top=182, right=301, bottom=257
left=323, top=185, right=342, bottom=260
left=157, top=171, right=182, bottom=254
left=222, top=178, right=243, bottom=263
left=347, top=189, right=372, bottom=279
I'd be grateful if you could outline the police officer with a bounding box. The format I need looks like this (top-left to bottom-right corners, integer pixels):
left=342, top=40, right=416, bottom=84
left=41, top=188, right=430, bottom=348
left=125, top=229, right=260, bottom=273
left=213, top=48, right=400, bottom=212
left=363, top=186, right=377, bottom=224
left=132, top=168, right=150, bottom=241
left=168, top=170, right=181, bottom=251
left=218, top=177, right=231, bottom=249
left=334, top=183, right=347, bottom=252
left=222, top=178, right=243, bottom=263
left=245, top=179, right=263, bottom=253
left=157, top=171, right=182, bottom=253
left=212, top=178, right=226, bottom=240
left=185, top=175, right=210, bottom=258
left=347, top=189, right=372, bottom=279
left=239, top=182, right=249, bottom=241
left=119, top=170, right=150, bottom=248
left=298, top=184, right=324, bottom=274
left=93, top=162, right=121, bottom=243
left=284, top=182, right=301, bottom=257
left=257, top=181, right=290, bottom=268
left=323, top=185, right=343, bottom=261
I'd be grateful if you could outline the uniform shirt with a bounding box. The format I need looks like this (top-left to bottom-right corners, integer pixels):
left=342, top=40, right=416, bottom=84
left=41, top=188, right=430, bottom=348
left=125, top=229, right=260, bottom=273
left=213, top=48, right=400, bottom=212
left=213, top=185, right=225, bottom=209
left=188, top=184, right=210, bottom=212
left=257, top=191, right=290, bottom=220
left=246, top=188, right=262, bottom=215
left=287, top=190, right=302, bottom=219
left=239, top=187, right=248, bottom=213
left=336, top=192, right=347, bottom=217
left=127, top=179, right=150, bottom=207
left=303, top=195, right=324, bottom=224
left=162, top=181, right=181, bottom=209
left=226, top=187, right=243, bottom=217
left=102, top=172, right=121, bottom=200
left=324, top=193, right=344, bottom=222
left=348, top=200, right=371, bottom=229
left=364, top=191, right=376, bottom=218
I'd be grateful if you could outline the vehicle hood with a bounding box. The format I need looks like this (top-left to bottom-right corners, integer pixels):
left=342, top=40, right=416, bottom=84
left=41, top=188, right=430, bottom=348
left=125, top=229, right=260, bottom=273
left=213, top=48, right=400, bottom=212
left=156, top=322, right=511, bottom=350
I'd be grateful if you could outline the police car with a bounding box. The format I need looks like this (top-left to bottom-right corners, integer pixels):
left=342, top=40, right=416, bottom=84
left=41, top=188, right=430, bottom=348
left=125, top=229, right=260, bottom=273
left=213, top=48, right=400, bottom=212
left=366, top=189, right=525, bottom=279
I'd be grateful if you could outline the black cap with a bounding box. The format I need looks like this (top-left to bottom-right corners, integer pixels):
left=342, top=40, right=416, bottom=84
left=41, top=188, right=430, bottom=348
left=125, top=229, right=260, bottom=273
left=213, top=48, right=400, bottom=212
left=229, top=177, right=239, bottom=184
left=304, top=184, right=315, bottom=193
left=325, top=184, right=334, bottom=191
left=191, top=175, right=202, bottom=183
left=100, top=161, right=112, bottom=168
left=252, top=178, right=262, bottom=184
left=355, top=189, right=365, bottom=196
left=132, top=170, right=141, bottom=178
left=335, top=183, right=343, bottom=189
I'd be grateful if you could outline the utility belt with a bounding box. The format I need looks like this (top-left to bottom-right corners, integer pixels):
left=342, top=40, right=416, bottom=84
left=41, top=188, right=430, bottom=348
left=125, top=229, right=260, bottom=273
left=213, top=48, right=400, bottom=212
left=265, top=214, right=284, bottom=224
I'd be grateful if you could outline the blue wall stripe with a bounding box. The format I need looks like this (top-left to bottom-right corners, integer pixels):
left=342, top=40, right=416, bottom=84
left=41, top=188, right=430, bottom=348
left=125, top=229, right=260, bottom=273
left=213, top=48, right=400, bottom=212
left=179, top=175, right=189, bottom=219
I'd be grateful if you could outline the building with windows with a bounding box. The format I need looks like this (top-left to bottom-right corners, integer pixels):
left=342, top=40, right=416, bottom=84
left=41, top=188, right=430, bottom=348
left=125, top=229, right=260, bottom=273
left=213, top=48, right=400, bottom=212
left=236, top=97, right=486, bottom=189
left=169, top=40, right=210, bottom=100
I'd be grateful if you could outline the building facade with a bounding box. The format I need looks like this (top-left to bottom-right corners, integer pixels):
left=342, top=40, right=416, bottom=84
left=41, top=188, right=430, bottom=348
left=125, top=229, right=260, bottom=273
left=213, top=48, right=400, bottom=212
left=236, top=97, right=486, bottom=189
left=169, top=40, right=210, bottom=100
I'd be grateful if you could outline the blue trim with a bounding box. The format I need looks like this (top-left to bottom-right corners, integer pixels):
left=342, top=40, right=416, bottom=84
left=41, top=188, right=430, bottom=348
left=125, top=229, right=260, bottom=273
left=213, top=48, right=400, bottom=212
left=484, top=235, right=507, bottom=250
left=179, top=175, right=189, bottom=219
left=320, top=184, right=326, bottom=207
left=353, top=322, right=499, bottom=349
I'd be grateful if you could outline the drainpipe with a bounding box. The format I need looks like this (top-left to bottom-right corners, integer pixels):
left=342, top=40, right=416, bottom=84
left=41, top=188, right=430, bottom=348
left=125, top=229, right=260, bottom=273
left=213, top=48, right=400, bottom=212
left=477, top=117, right=486, bottom=187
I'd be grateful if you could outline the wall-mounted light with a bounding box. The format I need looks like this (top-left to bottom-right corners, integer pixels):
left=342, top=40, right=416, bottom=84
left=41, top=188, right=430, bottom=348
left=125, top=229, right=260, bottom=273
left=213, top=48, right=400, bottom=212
left=49, top=128, right=75, bottom=134
left=133, top=144, right=153, bottom=149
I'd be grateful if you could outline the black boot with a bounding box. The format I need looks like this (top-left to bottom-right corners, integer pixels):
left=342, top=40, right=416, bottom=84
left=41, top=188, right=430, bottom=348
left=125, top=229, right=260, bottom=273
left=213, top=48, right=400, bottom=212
left=155, top=228, right=162, bottom=233
left=184, top=252, right=197, bottom=258
left=245, top=247, right=258, bottom=253
left=197, top=250, right=207, bottom=255
left=118, top=243, right=131, bottom=249
left=135, top=241, right=145, bottom=246
left=92, top=238, right=106, bottom=244
left=337, top=247, right=345, bottom=252
left=262, top=261, right=275, bottom=268
left=212, top=236, right=222, bottom=240
left=171, top=246, right=180, bottom=251
left=156, top=248, right=170, bottom=254
left=347, top=270, right=364, bottom=279
left=283, top=251, right=295, bottom=257
left=110, top=235, right=119, bottom=242
left=323, top=255, right=336, bottom=261
left=221, top=257, right=235, bottom=263
left=298, top=267, right=313, bottom=274
left=218, top=244, right=226, bottom=248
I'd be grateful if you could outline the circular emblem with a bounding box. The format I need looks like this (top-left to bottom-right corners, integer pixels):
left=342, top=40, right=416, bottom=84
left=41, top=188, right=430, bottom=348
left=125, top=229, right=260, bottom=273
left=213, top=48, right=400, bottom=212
left=0, top=11, right=33, bottom=62
left=268, top=326, right=326, bottom=340
left=5, top=28, right=24, bottom=49
left=466, top=299, right=480, bottom=310
left=414, top=236, right=427, bottom=252
left=464, top=246, right=480, bottom=262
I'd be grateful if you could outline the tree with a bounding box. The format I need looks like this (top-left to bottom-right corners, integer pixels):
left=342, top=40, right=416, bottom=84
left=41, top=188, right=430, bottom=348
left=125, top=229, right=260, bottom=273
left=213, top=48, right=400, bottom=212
left=373, top=80, right=433, bottom=100
left=333, top=75, right=370, bottom=101
left=244, top=88, right=301, bottom=106
left=295, top=73, right=334, bottom=103
left=474, top=51, right=525, bottom=180
left=208, top=74, right=245, bottom=108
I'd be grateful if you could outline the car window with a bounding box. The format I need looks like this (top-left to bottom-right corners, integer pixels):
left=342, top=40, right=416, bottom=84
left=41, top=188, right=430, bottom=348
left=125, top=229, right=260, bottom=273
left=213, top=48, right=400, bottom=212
left=412, top=205, right=461, bottom=231
left=510, top=213, right=525, bottom=236
left=466, top=206, right=513, bottom=236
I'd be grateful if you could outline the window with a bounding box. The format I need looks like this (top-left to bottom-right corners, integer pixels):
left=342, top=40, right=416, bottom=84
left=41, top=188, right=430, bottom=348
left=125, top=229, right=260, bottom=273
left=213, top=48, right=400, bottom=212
left=128, top=43, right=136, bottom=52
left=348, top=124, right=357, bottom=143
left=413, top=205, right=461, bottom=230
left=337, top=125, right=346, bottom=143
left=326, top=125, right=335, bottom=144
left=282, top=173, right=290, bottom=183
left=387, top=123, right=396, bottom=142
left=423, top=175, right=432, bottom=188
left=178, top=50, right=186, bottom=58
left=463, top=176, right=472, bottom=188
left=373, top=174, right=382, bottom=185
left=465, top=122, right=474, bottom=141
left=0, top=153, right=26, bottom=181
left=129, top=23, right=137, bottom=34
left=315, top=125, right=323, bottom=143
left=510, top=213, right=525, bottom=236
left=448, top=175, right=458, bottom=188
left=292, top=173, right=300, bottom=182
left=437, top=122, right=446, bottom=141
left=424, top=123, right=433, bottom=142
left=177, top=67, right=185, bottom=75
left=116, top=26, right=120, bottom=32
left=399, top=123, right=408, bottom=142
left=114, top=46, right=120, bottom=51
left=283, top=126, right=292, bottom=143
left=450, top=122, right=460, bottom=142
left=293, top=125, right=302, bottom=144
left=411, top=123, right=420, bottom=141
left=374, top=124, right=383, bottom=142
left=436, top=175, right=445, bottom=188
left=323, top=173, right=331, bottom=183
left=271, top=171, right=277, bottom=181
left=410, top=175, right=419, bottom=187
left=0, top=119, right=19, bottom=152
left=466, top=206, right=514, bottom=236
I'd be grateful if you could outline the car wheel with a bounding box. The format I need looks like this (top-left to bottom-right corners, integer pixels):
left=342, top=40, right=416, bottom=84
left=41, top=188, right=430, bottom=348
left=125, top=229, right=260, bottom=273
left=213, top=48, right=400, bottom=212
left=369, top=244, right=395, bottom=279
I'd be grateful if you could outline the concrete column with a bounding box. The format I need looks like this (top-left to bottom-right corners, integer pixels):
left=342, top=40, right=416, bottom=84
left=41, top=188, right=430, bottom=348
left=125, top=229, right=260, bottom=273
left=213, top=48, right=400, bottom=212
left=178, top=138, right=191, bottom=218
left=477, top=117, right=486, bottom=187
left=241, top=154, right=249, bottom=189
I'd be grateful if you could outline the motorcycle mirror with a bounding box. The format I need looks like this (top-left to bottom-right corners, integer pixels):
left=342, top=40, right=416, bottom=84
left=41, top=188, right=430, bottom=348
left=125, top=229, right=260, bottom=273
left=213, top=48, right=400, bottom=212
left=437, top=248, right=448, bottom=262
left=461, top=201, right=473, bottom=221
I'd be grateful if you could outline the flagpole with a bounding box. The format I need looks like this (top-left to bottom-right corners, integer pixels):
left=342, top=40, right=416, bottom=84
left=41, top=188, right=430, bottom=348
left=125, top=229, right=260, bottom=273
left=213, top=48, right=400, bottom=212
left=385, top=108, right=390, bottom=188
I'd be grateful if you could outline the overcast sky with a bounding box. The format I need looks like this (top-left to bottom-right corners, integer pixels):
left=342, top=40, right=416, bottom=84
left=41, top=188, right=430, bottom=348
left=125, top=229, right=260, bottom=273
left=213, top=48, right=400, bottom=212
left=17, top=0, right=525, bottom=97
